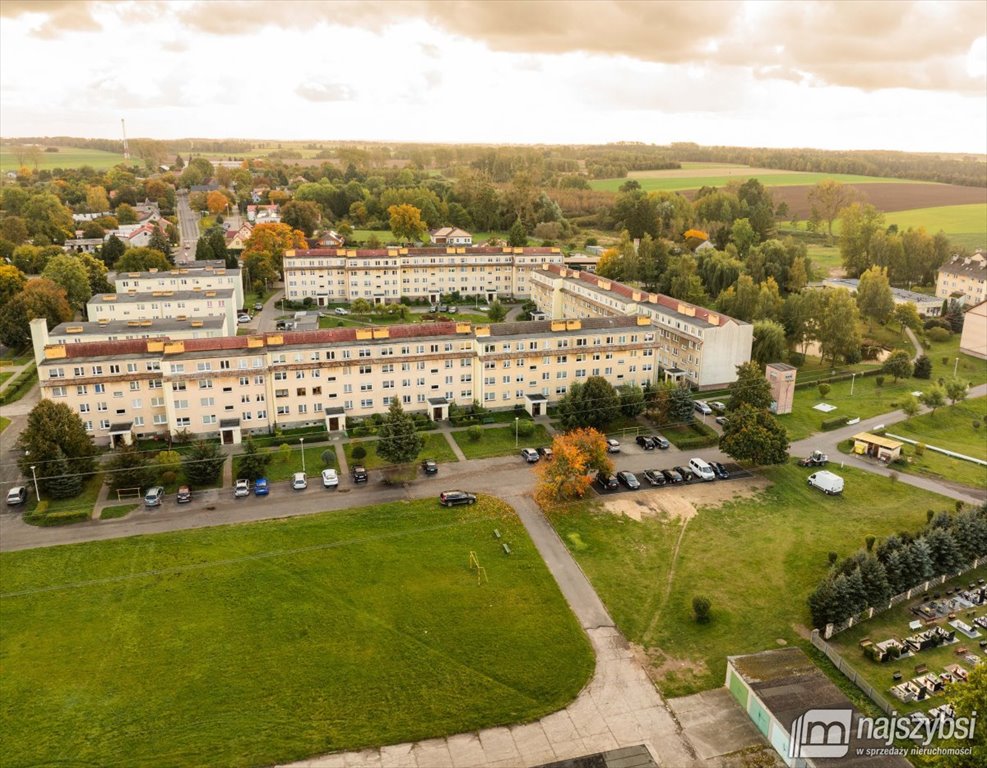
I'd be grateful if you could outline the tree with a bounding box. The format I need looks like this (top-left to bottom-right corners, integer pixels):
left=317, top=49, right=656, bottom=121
left=106, top=444, right=157, bottom=492
left=838, top=203, right=884, bottom=277
left=945, top=378, right=969, bottom=405
left=0, top=278, right=73, bottom=348
left=751, top=320, right=787, bottom=367
left=77, top=253, right=112, bottom=294
left=557, top=377, right=621, bottom=431
left=882, top=349, right=913, bottom=382
left=891, top=302, right=921, bottom=336
left=667, top=386, right=695, bottom=425
left=900, top=395, right=921, bottom=418
left=0, top=215, right=29, bottom=244
left=351, top=298, right=373, bottom=314
left=16, top=400, right=97, bottom=495
left=376, top=399, right=424, bottom=467
left=727, top=362, right=773, bottom=412
left=936, top=664, right=987, bottom=767
left=41, top=254, right=92, bottom=310
left=534, top=428, right=612, bottom=506
left=11, top=243, right=61, bottom=274
left=206, top=190, right=229, bottom=216
left=236, top=438, right=270, bottom=481
left=913, top=354, right=932, bottom=379
left=22, top=192, right=74, bottom=243
left=281, top=200, right=321, bottom=237
left=85, top=185, right=110, bottom=213
left=100, top=234, right=126, bottom=267
left=0, top=264, right=27, bottom=306
left=195, top=237, right=215, bottom=261
left=692, top=596, right=712, bottom=624
left=855, top=265, right=894, bottom=328
left=114, top=247, right=171, bottom=272
left=719, top=404, right=789, bottom=465
left=148, top=229, right=172, bottom=261
left=205, top=226, right=232, bottom=268
left=807, top=180, right=855, bottom=244
left=730, top=217, right=756, bottom=258
left=920, top=384, right=947, bottom=414
left=487, top=300, right=506, bottom=322
left=618, top=383, right=646, bottom=418
left=44, top=449, right=84, bottom=499
left=115, top=203, right=138, bottom=225
left=182, top=440, right=227, bottom=485
left=387, top=204, right=427, bottom=243
left=817, top=289, right=862, bottom=366
left=508, top=217, right=528, bottom=247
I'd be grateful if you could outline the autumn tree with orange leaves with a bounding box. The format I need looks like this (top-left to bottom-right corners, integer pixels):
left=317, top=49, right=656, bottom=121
left=534, top=427, right=613, bottom=507
left=206, top=190, right=230, bottom=216
left=241, top=222, right=307, bottom=289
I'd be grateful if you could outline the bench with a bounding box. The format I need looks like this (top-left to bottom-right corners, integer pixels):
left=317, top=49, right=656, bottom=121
left=481, top=417, right=496, bottom=425
left=502, top=542, right=512, bottom=555
left=493, top=529, right=501, bottom=539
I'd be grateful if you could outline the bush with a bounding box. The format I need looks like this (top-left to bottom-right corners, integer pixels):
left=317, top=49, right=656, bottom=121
left=321, top=449, right=334, bottom=467
left=913, top=355, right=932, bottom=379
left=973, top=421, right=981, bottom=431
left=926, top=327, right=952, bottom=343
left=875, top=375, right=885, bottom=387
left=788, top=351, right=806, bottom=367
left=915, top=442, right=925, bottom=457
left=466, top=425, right=483, bottom=442
left=351, top=445, right=367, bottom=461
left=818, top=382, right=831, bottom=398
left=516, top=420, right=535, bottom=438
left=692, top=596, right=712, bottom=624
left=160, top=471, right=177, bottom=485
left=821, top=415, right=850, bottom=430
left=828, top=551, right=839, bottom=565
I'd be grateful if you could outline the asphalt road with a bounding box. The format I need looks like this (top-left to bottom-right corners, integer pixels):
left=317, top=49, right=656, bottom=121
left=175, top=190, right=199, bottom=264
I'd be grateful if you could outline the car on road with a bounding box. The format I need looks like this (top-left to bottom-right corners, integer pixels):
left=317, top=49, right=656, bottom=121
left=617, top=471, right=641, bottom=490
left=292, top=472, right=308, bottom=490
left=234, top=479, right=250, bottom=498
left=674, top=465, right=694, bottom=482
left=254, top=477, right=270, bottom=496
left=643, top=469, right=667, bottom=487
left=715, top=416, right=729, bottom=426
left=521, top=448, right=540, bottom=463
left=439, top=490, right=477, bottom=507
left=595, top=472, right=619, bottom=491
left=537, top=446, right=554, bottom=459
left=321, top=468, right=339, bottom=488
left=144, top=486, right=165, bottom=507
left=710, top=401, right=727, bottom=413
left=334, top=307, right=349, bottom=315
left=5, top=486, right=27, bottom=506
left=636, top=435, right=655, bottom=450
left=253, top=302, right=263, bottom=311
left=237, top=313, right=251, bottom=324
left=661, top=469, right=683, bottom=484
left=352, top=465, right=369, bottom=483
left=606, top=438, right=621, bottom=453
left=651, top=435, right=670, bottom=449
left=694, top=400, right=713, bottom=416
left=176, top=485, right=192, bottom=503
left=421, top=458, right=438, bottom=475
left=709, top=460, right=730, bottom=480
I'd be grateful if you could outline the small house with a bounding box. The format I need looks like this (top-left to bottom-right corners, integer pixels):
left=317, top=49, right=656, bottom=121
left=852, top=432, right=902, bottom=463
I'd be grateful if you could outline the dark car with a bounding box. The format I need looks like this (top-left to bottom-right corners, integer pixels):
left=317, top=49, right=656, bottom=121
left=421, top=458, right=438, bottom=475
left=709, top=460, right=730, bottom=480
left=595, top=472, right=619, bottom=491
left=617, top=471, right=641, bottom=490
left=439, top=490, right=477, bottom=507
left=643, top=469, right=667, bottom=487
left=674, top=465, right=694, bottom=482
left=253, top=477, right=270, bottom=496
left=537, top=446, right=554, bottom=459
left=661, top=468, right=683, bottom=484
left=651, top=435, right=670, bottom=449
left=352, top=465, right=369, bottom=483
left=636, top=435, right=655, bottom=450
left=176, top=485, right=192, bottom=503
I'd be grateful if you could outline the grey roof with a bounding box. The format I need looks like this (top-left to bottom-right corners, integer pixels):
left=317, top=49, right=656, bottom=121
left=824, top=278, right=941, bottom=304
left=51, top=317, right=226, bottom=336
left=427, top=397, right=449, bottom=405
left=767, top=362, right=797, bottom=371
left=938, top=253, right=987, bottom=279
left=114, top=262, right=238, bottom=280
left=108, top=422, right=133, bottom=433
left=92, top=288, right=236, bottom=303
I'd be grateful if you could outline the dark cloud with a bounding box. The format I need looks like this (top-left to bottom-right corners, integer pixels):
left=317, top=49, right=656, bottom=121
left=295, top=80, right=355, bottom=103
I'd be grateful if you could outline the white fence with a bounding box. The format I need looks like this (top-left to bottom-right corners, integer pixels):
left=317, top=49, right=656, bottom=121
left=885, top=432, right=987, bottom=467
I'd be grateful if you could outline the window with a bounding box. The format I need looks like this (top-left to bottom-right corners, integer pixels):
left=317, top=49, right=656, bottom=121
left=175, top=399, right=189, bottom=410
left=92, top=366, right=103, bottom=375
left=172, top=381, right=186, bottom=392
left=196, top=362, right=211, bottom=372
left=275, top=389, right=289, bottom=398
left=97, top=402, right=107, bottom=412
left=360, top=398, right=373, bottom=408
left=99, top=419, right=110, bottom=430
left=127, top=363, right=138, bottom=373
left=202, top=415, right=217, bottom=425
left=76, top=385, right=88, bottom=395
left=274, top=371, right=287, bottom=381
left=109, top=364, right=120, bottom=374
left=276, top=405, right=290, bottom=415
left=132, top=399, right=142, bottom=409
left=239, top=376, right=249, bottom=386
left=148, top=380, right=162, bottom=390
left=198, top=380, right=212, bottom=389
left=153, top=414, right=167, bottom=425
left=200, top=397, right=215, bottom=407
left=151, top=397, right=164, bottom=407
left=94, top=383, right=105, bottom=393
left=296, top=388, right=306, bottom=397
left=176, top=417, right=191, bottom=428
left=84, top=420, right=94, bottom=431
left=51, top=386, right=66, bottom=397
left=79, top=403, right=90, bottom=413
left=133, top=416, right=144, bottom=427
left=49, top=368, right=65, bottom=379
left=130, top=381, right=141, bottom=391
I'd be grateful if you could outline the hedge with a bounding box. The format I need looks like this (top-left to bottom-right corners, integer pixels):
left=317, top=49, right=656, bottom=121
left=23, top=501, right=91, bottom=527
left=821, top=415, right=850, bottom=431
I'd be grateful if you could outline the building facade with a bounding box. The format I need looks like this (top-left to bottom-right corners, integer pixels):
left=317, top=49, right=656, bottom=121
left=87, top=288, right=238, bottom=336
left=32, top=317, right=227, bottom=362
left=283, top=246, right=565, bottom=305
left=960, top=301, right=986, bottom=360
left=113, top=262, right=244, bottom=310
left=529, top=264, right=752, bottom=389
left=36, top=316, right=658, bottom=446
left=936, top=252, right=987, bottom=306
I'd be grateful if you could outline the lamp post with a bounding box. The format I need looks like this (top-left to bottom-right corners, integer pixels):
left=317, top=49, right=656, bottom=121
left=850, top=373, right=857, bottom=396
left=954, top=357, right=959, bottom=377
left=30, top=465, right=39, bottom=503
left=515, top=416, right=519, bottom=448
left=300, top=437, right=305, bottom=474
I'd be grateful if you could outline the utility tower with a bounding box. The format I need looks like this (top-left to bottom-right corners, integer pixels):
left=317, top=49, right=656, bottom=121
left=121, top=118, right=130, bottom=160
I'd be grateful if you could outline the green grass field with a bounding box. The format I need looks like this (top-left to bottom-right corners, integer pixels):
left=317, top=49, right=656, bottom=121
left=232, top=442, right=338, bottom=484
left=453, top=424, right=552, bottom=459
left=589, top=170, right=914, bottom=193
left=886, top=204, right=987, bottom=251
left=547, top=463, right=953, bottom=698
left=0, top=416, right=10, bottom=433
left=0, top=145, right=127, bottom=172
left=343, top=432, right=457, bottom=470
left=98, top=503, right=138, bottom=520
left=0, top=496, right=593, bottom=768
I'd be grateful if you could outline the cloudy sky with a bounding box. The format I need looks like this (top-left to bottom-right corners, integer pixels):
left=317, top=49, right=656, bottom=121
left=2, top=0, right=985, bottom=153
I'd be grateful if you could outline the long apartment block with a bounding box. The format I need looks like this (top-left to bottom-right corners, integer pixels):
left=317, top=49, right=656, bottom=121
left=113, top=261, right=244, bottom=308
left=283, top=245, right=565, bottom=305
left=529, top=264, right=752, bottom=389
left=86, top=288, right=239, bottom=336
left=36, top=316, right=660, bottom=446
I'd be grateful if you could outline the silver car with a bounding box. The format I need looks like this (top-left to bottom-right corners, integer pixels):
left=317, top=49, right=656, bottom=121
left=292, top=472, right=308, bottom=490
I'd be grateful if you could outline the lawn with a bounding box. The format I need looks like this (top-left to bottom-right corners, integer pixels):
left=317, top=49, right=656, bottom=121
left=0, top=416, right=9, bottom=433
left=589, top=170, right=912, bottom=193
left=886, top=204, right=987, bottom=251
left=0, top=496, right=593, bottom=768
left=344, top=432, right=456, bottom=470
left=889, top=397, right=987, bottom=460
left=0, top=364, right=38, bottom=406
left=0, top=145, right=127, bottom=172
left=827, top=566, right=987, bottom=715
left=453, top=424, right=552, bottom=459
left=233, top=442, right=338, bottom=483
left=547, top=463, right=953, bottom=698
left=922, top=334, right=987, bottom=388
left=99, top=503, right=138, bottom=520
left=25, top=472, right=105, bottom=526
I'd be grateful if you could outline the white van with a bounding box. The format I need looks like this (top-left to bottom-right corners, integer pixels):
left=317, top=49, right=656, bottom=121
left=807, top=471, right=845, bottom=496
left=688, top=458, right=716, bottom=481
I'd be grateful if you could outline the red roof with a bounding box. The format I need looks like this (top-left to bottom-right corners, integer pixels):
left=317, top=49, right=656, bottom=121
left=287, top=246, right=559, bottom=258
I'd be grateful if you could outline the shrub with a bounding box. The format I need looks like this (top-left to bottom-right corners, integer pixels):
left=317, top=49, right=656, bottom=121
left=821, top=415, right=849, bottom=430
left=516, top=420, right=535, bottom=438
left=915, top=442, right=925, bottom=457
left=913, top=355, right=932, bottom=379
left=467, top=425, right=483, bottom=442
left=926, top=327, right=951, bottom=343
left=828, top=552, right=839, bottom=565
left=818, top=382, right=832, bottom=398
left=321, top=449, right=334, bottom=467
left=865, top=535, right=876, bottom=552
left=875, top=375, right=885, bottom=387
left=160, top=471, right=177, bottom=485
left=692, top=596, right=712, bottom=624
left=974, top=421, right=981, bottom=431
left=351, top=444, right=367, bottom=461
left=942, top=356, right=949, bottom=366
left=788, top=351, right=806, bottom=367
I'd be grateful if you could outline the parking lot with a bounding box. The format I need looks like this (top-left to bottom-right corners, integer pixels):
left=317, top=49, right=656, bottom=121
left=590, top=461, right=753, bottom=497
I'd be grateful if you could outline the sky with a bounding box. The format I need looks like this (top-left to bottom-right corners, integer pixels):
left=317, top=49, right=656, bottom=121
left=1, top=0, right=986, bottom=154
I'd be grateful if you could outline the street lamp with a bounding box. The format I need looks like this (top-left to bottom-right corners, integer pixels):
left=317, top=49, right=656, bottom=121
left=30, top=465, right=40, bottom=503
left=850, top=373, right=857, bottom=396
left=515, top=416, right=519, bottom=448
left=954, top=357, right=960, bottom=377
left=300, top=437, right=305, bottom=474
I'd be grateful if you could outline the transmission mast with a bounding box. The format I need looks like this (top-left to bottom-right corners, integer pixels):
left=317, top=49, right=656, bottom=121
left=121, top=118, right=130, bottom=160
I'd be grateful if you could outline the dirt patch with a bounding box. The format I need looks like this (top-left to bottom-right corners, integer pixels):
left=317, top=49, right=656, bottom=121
left=603, top=477, right=769, bottom=522
left=770, top=183, right=987, bottom=219
left=631, top=642, right=709, bottom=685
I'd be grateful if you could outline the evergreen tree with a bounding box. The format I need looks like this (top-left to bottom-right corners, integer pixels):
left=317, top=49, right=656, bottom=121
left=195, top=237, right=215, bottom=261
left=376, top=399, right=424, bottom=466
left=924, top=528, right=963, bottom=574
left=913, top=354, right=932, bottom=379
left=726, top=361, right=773, bottom=411
left=910, top=538, right=936, bottom=582
left=236, top=438, right=270, bottom=480
left=148, top=229, right=172, bottom=263
left=106, top=443, right=156, bottom=491
left=844, top=569, right=868, bottom=616
left=45, top=449, right=83, bottom=499
left=206, top=227, right=231, bottom=267
left=858, top=557, right=891, bottom=606
left=667, top=386, right=695, bottom=425
left=183, top=440, right=226, bottom=486
left=808, top=578, right=840, bottom=628
left=99, top=234, right=125, bottom=267
left=884, top=548, right=907, bottom=593
left=507, top=217, right=528, bottom=247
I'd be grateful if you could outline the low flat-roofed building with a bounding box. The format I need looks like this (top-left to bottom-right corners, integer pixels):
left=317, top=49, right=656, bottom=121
left=852, top=432, right=903, bottom=462
left=113, top=261, right=243, bottom=309
left=959, top=301, right=986, bottom=360
left=822, top=278, right=943, bottom=316
left=87, top=288, right=237, bottom=336
left=563, top=253, right=601, bottom=273
left=726, top=648, right=912, bottom=768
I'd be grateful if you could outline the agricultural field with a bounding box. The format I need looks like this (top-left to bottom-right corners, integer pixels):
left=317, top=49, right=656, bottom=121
left=0, top=145, right=126, bottom=172
left=547, top=463, right=953, bottom=698
left=885, top=204, right=987, bottom=251
left=0, top=496, right=593, bottom=768
left=771, top=182, right=985, bottom=220
left=589, top=166, right=919, bottom=193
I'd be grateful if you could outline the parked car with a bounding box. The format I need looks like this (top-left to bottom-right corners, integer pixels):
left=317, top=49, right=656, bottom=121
left=715, top=416, right=729, bottom=426
left=254, top=477, right=270, bottom=496
left=606, top=438, right=621, bottom=453
left=234, top=479, right=250, bottom=498
left=709, top=461, right=730, bottom=480
left=617, top=471, right=641, bottom=490
left=421, top=458, right=438, bottom=475
left=521, top=447, right=540, bottom=463
left=436, top=305, right=449, bottom=312
left=537, top=446, right=554, bottom=459
left=674, top=465, right=695, bottom=481
left=144, top=486, right=165, bottom=507
left=237, top=313, right=251, bottom=324
left=651, top=435, right=670, bottom=449
left=176, top=485, right=192, bottom=503
left=710, top=401, right=727, bottom=413
left=595, top=472, right=619, bottom=491
left=808, top=470, right=845, bottom=495
left=688, top=457, right=716, bottom=482
left=253, top=302, right=263, bottom=311
left=636, top=435, right=655, bottom=450
left=352, top=465, right=368, bottom=483
left=334, top=307, right=349, bottom=315
left=447, top=306, right=458, bottom=314
left=322, top=468, right=339, bottom=488
left=439, top=490, right=477, bottom=507
left=661, top=469, right=683, bottom=484
left=694, top=400, right=713, bottom=416
left=292, top=472, right=308, bottom=490
left=643, top=469, right=667, bottom=487
left=5, top=486, right=27, bottom=506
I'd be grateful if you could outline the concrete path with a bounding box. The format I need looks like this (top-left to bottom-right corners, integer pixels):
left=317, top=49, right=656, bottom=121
left=222, top=453, right=233, bottom=488
left=443, top=431, right=468, bottom=462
